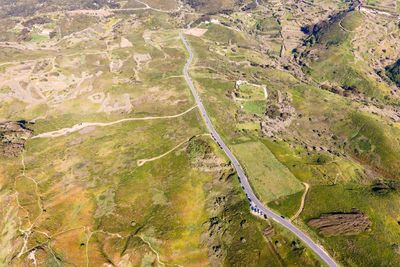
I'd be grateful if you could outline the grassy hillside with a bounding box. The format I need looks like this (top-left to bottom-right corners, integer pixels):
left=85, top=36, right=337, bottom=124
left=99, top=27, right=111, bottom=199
left=304, top=11, right=392, bottom=99
left=0, top=6, right=324, bottom=266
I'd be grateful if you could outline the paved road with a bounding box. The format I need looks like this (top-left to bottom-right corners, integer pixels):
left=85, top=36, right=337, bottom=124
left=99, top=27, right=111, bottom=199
left=180, top=32, right=339, bottom=267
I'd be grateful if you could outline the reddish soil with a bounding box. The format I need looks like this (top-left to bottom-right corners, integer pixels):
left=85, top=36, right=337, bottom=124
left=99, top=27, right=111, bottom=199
left=308, top=211, right=371, bottom=236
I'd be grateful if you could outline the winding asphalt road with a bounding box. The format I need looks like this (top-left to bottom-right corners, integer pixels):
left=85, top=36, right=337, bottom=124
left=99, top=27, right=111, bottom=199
left=180, top=32, right=339, bottom=267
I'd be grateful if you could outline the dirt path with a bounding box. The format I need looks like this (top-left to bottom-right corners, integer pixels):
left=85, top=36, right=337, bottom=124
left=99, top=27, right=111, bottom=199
left=133, top=0, right=183, bottom=13
left=32, top=106, right=197, bottom=139
left=16, top=152, right=44, bottom=259
left=290, top=183, right=310, bottom=221
left=19, top=226, right=85, bottom=261
left=135, top=235, right=184, bottom=267
left=263, top=86, right=268, bottom=99
left=136, top=134, right=210, bottom=166
left=338, top=19, right=352, bottom=33
left=60, top=0, right=183, bottom=16
left=137, top=235, right=167, bottom=267
left=137, top=140, right=188, bottom=167
left=85, top=229, right=124, bottom=267
left=360, top=6, right=397, bottom=17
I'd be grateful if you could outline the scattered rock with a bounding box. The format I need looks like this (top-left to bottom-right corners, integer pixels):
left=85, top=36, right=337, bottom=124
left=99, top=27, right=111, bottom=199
left=133, top=53, right=151, bottom=64
left=22, top=16, right=51, bottom=28
left=0, top=121, right=33, bottom=157
left=109, top=59, right=123, bottom=73
left=261, top=90, right=296, bottom=137
left=392, top=244, right=400, bottom=254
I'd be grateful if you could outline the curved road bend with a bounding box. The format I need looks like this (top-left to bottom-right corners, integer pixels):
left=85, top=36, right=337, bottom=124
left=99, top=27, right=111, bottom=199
left=180, top=32, right=339, bottom=267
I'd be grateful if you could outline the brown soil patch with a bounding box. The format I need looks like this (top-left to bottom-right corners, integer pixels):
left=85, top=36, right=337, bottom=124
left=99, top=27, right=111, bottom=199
left=308, top=211, right=371, bottom=236
left=79, top=126, right=97, bottom=135
left=263, top=225, right=275, bottom=238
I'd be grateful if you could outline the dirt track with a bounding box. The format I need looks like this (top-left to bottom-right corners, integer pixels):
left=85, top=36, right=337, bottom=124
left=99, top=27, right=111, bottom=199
left=291, top=183, right=310, bottom=221
left=137, top=140, right=188, bottom=167
left=136, top=133, right=210, bottom=166
left=32, top=106, right=197, bottom=139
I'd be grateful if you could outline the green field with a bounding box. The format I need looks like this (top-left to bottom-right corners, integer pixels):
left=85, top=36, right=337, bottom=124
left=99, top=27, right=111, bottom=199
left=232, top=141, right=303, bottom=202
left=242, top=100, right=266, bottom=115
left=237, top=83, right=265, bottom=100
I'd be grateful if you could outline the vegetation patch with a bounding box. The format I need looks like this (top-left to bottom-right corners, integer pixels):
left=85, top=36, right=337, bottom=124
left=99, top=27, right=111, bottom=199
left=242, top=100, right=266, bottom=115
left=187, top=137, right=212, bottom=162
left=30, top=33, right=48, bottom=43
left=371, top=180, right=400, bottom=195
left=94, top=189, right=116, bottom=218
left=234, top=81, right=266, bottom=100
left=302, top=11, right=388, bottom=99
left=385, top=59, right=400, bottom=86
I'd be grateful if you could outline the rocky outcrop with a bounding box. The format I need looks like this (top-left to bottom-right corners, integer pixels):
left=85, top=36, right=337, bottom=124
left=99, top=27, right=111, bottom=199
left=22, top=16, right=51, bottom=28
left=0, top=121, right=32, bottom=157
left=261, top=90, right=295, bottom=137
